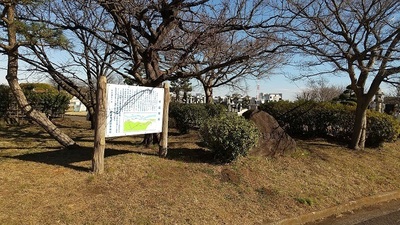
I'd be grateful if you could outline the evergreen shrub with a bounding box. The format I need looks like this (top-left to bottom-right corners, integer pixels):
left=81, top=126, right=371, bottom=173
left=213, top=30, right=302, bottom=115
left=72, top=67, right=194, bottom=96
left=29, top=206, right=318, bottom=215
left=21, top=83, right=71, bottom=118
left=367, top=110, right=400, bottom=147
left=199, top=113, right=259, bottom=163
left=169, top=102, right=226, bottom=134
left=0, top=85, right=11, bottom=117
left=259, top=101, right=399, bottom=147
left=0, top=83, right=71, bottom=120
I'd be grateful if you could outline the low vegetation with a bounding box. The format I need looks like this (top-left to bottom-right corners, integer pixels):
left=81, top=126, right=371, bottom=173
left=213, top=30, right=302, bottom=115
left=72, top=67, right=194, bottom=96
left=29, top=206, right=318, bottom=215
left=1, top=116, right=400, bottom=224
left=199, top=113, right=260, bottom=162
left=169, top=102, right=226, bottom=134
left=0, top=83, right=71, bottom=121
left=259, top=101, right=400, bottom=147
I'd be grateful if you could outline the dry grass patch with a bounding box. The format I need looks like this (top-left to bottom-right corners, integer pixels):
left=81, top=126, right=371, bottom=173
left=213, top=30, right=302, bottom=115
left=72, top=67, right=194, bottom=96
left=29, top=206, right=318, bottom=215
left=0, top=117, right=400, bottom=224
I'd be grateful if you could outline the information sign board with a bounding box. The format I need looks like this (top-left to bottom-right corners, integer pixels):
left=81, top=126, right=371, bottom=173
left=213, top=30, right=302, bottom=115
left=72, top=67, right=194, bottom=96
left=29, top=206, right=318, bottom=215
left=106, top=84, right=164, bottom=137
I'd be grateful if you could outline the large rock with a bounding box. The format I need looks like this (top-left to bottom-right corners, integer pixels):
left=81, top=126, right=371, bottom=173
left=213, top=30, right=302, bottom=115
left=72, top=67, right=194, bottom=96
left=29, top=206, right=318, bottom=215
left=245, top=110, right=296, bottom=156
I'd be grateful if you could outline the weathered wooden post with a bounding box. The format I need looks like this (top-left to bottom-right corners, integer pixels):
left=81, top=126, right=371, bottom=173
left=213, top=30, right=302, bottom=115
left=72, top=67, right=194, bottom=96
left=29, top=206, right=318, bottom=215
left=159, top=83, right=170, bottom=157
left=93, top=76, right=107, bottom=174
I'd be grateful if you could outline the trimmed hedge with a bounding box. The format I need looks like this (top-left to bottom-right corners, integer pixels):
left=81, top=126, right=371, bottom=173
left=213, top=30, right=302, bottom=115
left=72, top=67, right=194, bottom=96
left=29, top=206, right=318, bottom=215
left=0, top=85, right=11, bottom=118
left=169, top=102, right=226, bottom=134
left=0, top=83, right=71, bottom=119
left=199, top=113, right=260, bottom=163
left=21, top=83, right=71, bottom=118
left=259, top=101, right=400, bottom=147
left=367, top=110, right=400, bottom=147
left=0, top=85, right=10, bottom=117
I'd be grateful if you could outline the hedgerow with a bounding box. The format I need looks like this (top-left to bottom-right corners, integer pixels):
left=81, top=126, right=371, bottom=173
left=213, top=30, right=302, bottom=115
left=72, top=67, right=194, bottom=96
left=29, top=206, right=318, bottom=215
left=169, top=102, right=226, bottom=134
left=0, top=85, right=11, bottom=118
left=259, top=101, right=399, bottom=147
left=0, top=83, right=71, bottom=120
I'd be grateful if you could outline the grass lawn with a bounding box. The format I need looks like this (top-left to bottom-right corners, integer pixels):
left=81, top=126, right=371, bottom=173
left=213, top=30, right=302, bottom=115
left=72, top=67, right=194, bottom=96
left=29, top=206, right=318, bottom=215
left=0, top=116, right=400, bottom=224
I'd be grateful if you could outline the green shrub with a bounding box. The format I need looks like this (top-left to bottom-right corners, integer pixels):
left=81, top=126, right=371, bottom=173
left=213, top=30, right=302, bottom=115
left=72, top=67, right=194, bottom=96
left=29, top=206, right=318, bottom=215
left=199, top=113, right=260, bottom=163
left=169, top=103, right=226, bottom=134
left=204, top=103, right=226, bottom=117
left=258, top=100, right=319, bottom=137
left=21, top=83, right=71, bottom=118
left=367, top=111, right=400, bottom=147
left=259, top=100, right=399, bottom=147
left=0, top=85, right=11, bottom=118
left=0, top=83, right=71, bottom=121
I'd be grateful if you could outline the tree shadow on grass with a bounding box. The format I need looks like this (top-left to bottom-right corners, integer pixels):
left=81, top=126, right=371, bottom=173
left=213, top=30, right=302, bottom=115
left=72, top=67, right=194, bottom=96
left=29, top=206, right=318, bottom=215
left=166, top=147, right=215, bottom=164
left=8, top=146, right=132, bottom=172
left=168, top=131, right=183, bottom=136
left=0, top=125, right=54, bottom=142
left=297, top=140, right=339, bottom=161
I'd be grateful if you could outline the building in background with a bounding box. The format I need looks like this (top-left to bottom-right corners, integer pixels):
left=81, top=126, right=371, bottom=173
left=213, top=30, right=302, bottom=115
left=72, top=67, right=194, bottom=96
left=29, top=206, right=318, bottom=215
left=258, top=93, right=283, bottom=104
left=68, top=96, right=87, bottom=112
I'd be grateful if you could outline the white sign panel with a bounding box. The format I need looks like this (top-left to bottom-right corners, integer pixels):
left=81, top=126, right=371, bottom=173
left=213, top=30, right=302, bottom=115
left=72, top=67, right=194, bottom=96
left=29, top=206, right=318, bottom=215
left=106, top=84, right=164, bottom=137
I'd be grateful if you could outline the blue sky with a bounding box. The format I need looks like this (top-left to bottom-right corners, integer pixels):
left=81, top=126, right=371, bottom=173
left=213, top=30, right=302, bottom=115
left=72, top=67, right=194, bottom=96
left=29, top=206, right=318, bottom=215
left=0, top=63, right=318, bottom=101
left=0, top=54, right=394, bottom=101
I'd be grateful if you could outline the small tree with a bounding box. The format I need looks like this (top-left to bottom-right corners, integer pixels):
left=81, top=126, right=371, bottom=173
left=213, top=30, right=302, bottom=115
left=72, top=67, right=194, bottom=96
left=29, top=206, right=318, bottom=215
left=170, top=78, right=192, bottom=103
left=0, top=2, right=75, bottom=147
left=333, top=85, right=357, bottom=106
left=19, top=0, right=122, bottom=129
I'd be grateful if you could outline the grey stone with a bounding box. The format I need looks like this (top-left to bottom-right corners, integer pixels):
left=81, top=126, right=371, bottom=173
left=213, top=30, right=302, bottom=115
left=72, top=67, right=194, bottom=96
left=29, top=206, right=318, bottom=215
left=247, top=110, right=296, bottom=156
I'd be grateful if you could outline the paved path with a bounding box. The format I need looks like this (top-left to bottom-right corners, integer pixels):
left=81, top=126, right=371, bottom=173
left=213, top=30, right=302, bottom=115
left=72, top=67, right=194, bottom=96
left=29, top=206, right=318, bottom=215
left=356, top=210, right=400, bottom=225
left=307, top=199, right=400, bottom=225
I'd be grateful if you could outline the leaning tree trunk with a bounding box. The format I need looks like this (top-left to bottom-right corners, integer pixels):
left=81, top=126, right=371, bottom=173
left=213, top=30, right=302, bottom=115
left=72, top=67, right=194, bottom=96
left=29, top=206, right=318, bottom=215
left=350, top=100, right=368, bottom=150
left=6, top=55, right=76, bottom=147
left=4, top=3, right=76, bottom=148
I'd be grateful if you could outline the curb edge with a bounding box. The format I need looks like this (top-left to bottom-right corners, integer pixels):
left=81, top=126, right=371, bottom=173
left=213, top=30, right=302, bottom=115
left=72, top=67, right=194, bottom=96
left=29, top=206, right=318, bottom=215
left=268, top=190, right=400, bottom=225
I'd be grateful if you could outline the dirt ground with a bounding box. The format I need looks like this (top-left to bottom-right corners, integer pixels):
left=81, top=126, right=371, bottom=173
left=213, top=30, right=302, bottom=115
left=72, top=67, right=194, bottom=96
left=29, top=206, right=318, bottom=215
left=1, top=116, right=400, bottom=224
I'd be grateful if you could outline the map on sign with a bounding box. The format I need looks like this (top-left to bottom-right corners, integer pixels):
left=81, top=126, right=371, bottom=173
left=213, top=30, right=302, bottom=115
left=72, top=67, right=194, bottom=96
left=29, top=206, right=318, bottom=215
left=106, top=84, right=164, bottom=137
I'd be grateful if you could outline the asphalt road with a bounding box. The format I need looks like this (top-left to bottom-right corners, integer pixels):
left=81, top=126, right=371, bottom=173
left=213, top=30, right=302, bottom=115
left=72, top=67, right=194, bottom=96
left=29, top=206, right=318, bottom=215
left=307, top=199, right=400, bottom=225
left=356, top=210, right=400, bottom=225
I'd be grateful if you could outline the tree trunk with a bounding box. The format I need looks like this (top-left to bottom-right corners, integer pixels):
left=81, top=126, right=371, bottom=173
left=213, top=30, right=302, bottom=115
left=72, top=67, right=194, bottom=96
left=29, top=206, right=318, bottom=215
left=204, top=86, right=214, bottom=104
left=92, top=76, right=107, bottom=174
left=87, top=107, right=96, bottom=129
left=350, top=100, right=368, bottom=150
left=4, top=3, right=75, bottom=148
left=142, top=133, right=160, bottom=147
left=175, top=90, right=180, bottom=102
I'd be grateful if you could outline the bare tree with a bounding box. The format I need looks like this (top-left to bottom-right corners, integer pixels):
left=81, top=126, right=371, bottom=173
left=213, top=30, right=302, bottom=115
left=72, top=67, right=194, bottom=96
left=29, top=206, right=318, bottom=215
left=189, top=26, right=282, bottom=103
left=297, top=78, right=344, bottom=102
left=46, top=0, right=284, bottom=146
left=19, top=0, right=284, bottom=118
left=19, top=0, right=123, bottom=129
left=156, top=1, right=285, bottom=103
left=84, top=0, right=284, bottom=90
left=10, top=0, right=285, bottom=149
left=0, top=1, right=76, bottom=147
left=281, top=0, right=400, bottom=150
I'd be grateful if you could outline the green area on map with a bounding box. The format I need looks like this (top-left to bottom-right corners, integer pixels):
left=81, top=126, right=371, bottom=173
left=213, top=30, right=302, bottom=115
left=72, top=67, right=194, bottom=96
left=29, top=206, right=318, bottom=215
left=123, top=119, right=155, bottom=132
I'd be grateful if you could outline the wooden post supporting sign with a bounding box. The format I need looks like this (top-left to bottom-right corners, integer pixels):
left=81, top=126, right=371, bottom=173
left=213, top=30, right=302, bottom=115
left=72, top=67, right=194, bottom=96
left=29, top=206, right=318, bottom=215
left=159, top=83, right=170, bottom=157
left=93, top=76, right=107, bottom=174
